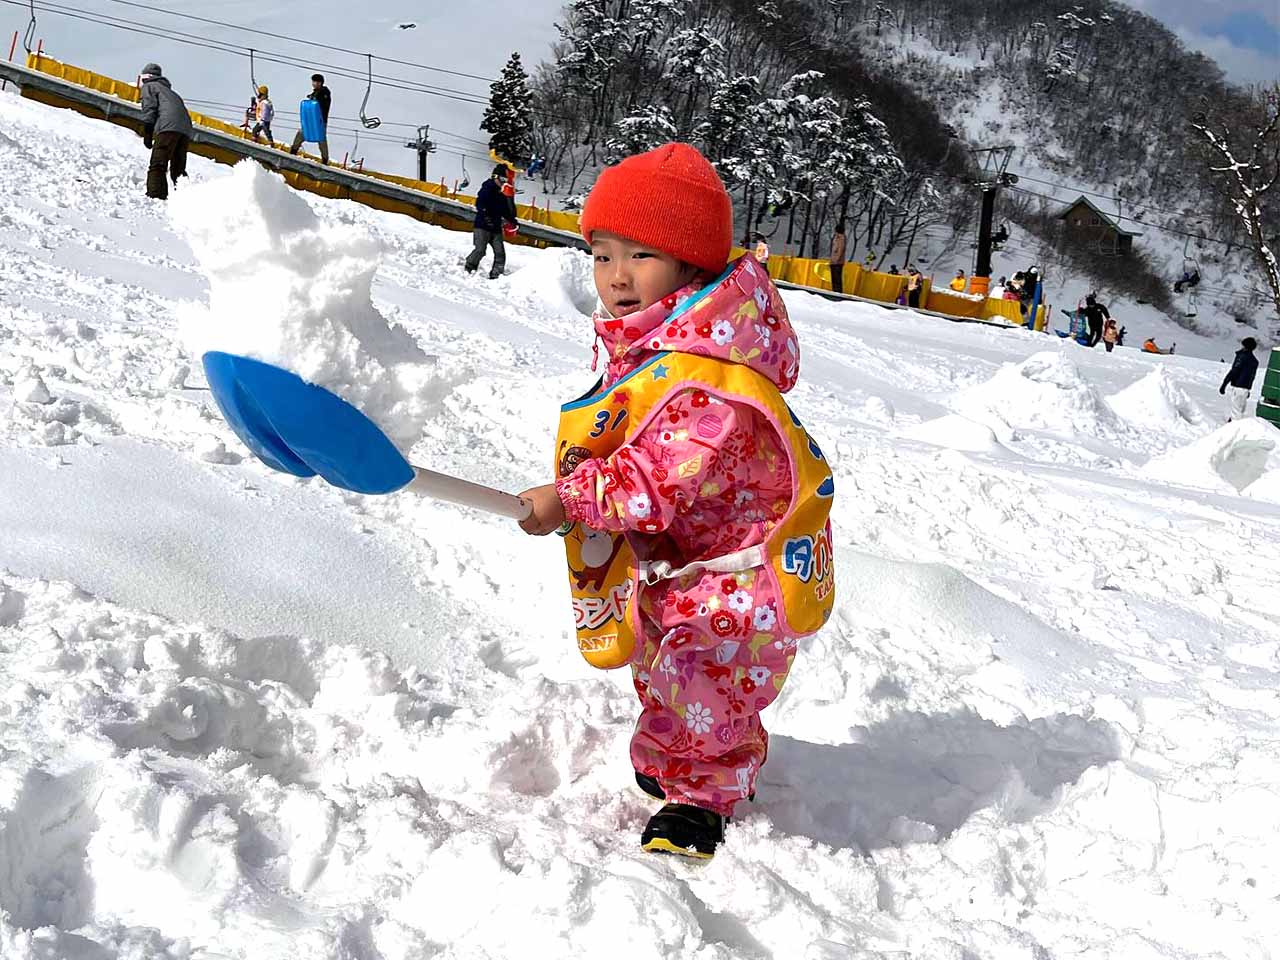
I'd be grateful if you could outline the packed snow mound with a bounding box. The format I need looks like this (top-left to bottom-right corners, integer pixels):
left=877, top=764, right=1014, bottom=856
left=1245, top=467, right=1280, bottom=504
left=1106, top=367, right=1207, bottom=434
left=506, top=246, right=596, bottom=317
left=171, top=161, right=469, bottom=450
left=950, top=350, right=1124, bottom=441
left=903, top=413, right=1011, bottom=455
left=1144, top=419, right=1280, bottom=493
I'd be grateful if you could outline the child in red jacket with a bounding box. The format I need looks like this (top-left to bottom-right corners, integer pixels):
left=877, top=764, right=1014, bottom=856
left=518, top=144, right=834, bottom=858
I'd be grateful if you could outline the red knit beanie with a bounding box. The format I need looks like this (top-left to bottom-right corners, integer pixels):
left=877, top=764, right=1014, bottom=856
left=580, top=143, right=734, bottom=275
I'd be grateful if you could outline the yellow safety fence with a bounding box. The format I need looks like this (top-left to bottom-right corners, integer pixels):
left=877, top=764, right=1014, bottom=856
left=732, top=249, right=1047, bottom=330
left=22, top=53, right=1047, bottom=330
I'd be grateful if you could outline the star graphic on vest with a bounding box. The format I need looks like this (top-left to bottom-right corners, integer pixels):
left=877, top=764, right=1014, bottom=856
left=652, top=363, right=669, bottom=380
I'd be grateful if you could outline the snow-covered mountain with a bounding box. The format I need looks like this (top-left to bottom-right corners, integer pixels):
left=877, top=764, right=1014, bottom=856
left=3, top=74, right=1280, bottom=960
left=530, top=0, right=1277, bottom=353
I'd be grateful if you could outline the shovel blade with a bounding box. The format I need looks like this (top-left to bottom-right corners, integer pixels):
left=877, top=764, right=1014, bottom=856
left=202, top=351, right=415, bottom=495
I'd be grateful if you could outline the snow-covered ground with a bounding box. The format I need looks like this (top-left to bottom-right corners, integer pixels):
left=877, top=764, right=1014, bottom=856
left=3, top=86, right=1280, bottom=960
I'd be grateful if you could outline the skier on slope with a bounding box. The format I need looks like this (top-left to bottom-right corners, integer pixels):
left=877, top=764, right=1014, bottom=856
left=515, top=144, right=834, bottom=859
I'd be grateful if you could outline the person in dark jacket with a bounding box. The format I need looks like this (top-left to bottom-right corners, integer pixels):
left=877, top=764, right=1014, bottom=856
left=1083, top=292, right=1110, bottom=348
left=464, top=164, right=518, bottom=278
left=828, top=224, right=847, bottom=295
left=289, top=73, right=331, bottom=164
left=1220, top=337, right=1260, bottom=421
left=138, top=63, right=194, bottom=200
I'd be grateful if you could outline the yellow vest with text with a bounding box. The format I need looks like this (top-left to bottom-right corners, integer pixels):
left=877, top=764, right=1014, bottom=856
left=556, top=352, right=835, bottom=669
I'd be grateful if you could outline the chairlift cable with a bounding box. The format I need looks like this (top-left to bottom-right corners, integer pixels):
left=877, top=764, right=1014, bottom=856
left=0, top=0, right=505, bottom=111
left=94, top=0, right=496, bottom=85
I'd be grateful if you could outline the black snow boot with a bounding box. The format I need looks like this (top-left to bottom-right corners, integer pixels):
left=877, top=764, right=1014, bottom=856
left=641, top=803, right=724, bottom=859
left=635, top=770, right=665, bottom=800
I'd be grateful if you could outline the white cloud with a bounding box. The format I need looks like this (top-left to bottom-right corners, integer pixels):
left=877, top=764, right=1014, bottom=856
left=1174, top=27, right=1280, bottom=86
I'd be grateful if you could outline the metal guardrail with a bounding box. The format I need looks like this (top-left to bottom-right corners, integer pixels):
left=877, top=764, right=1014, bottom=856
left=0, top=57, right=588, bottom=252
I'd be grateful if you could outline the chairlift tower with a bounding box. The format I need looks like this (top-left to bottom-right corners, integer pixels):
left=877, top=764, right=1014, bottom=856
left=969, top=145, right=1018, bottom=296
left=404, top=125, right=436, bottom=181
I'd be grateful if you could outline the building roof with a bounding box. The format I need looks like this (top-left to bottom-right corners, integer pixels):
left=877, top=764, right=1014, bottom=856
left=1055, top=195, right=1142, bottom=237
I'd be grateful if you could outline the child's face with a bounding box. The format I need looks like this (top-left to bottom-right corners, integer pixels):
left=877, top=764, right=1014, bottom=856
left=591, top=230, right=698, bottom=318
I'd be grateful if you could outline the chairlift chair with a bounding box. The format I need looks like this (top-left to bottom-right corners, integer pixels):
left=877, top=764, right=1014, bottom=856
left=359, top=54, right=382, bottom=129
left=458, top=155, right=471, bottom=190
left=1174, top=235, right=1201, bottom=315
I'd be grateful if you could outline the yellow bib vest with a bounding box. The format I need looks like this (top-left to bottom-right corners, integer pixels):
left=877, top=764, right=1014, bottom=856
left=556, top=352, right=835, bottom=670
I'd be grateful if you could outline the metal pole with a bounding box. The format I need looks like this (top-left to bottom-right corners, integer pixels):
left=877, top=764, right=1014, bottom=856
left=1028, top=281, right=1044, bottom=331
left=975, top=186, right=996, bottom=279
left=2, top=31, right=16, bottom=91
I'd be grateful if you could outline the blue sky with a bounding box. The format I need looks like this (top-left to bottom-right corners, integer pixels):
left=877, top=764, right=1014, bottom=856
left=1133, top=0, right=1280, bottom=85
left=1212, top=11, right=1280, bottom=57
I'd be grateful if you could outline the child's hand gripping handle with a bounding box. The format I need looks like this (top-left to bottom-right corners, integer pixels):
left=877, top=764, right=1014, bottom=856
left=406, top=466, right=533, bottom=521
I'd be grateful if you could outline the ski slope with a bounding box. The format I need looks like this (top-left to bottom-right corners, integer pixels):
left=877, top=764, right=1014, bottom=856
left=2, top=87, right=1280, bottom=960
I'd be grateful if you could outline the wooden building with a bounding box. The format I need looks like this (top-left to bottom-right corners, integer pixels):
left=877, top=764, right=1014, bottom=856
left=1056, top=196, right=1141, bottom=256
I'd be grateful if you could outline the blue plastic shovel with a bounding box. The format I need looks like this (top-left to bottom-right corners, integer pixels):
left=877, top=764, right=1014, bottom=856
left=202, top=351, right=532, bottom=520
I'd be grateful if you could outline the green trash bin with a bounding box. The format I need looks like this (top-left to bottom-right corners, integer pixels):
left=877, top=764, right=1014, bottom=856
left=1258, top=397, right=1280, bottom=427
left=1263, top=367, right=1280, bottom=404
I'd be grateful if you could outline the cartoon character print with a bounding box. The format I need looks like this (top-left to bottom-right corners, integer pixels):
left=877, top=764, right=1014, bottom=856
left=558, top=440, right=593, bottom=479
left=568, top=527, right=626, bottom=591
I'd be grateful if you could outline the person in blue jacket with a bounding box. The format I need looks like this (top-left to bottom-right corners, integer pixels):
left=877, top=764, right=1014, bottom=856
left=289, top=73, right=331, bottom=164
left=464, top=164, right=518, bottom=279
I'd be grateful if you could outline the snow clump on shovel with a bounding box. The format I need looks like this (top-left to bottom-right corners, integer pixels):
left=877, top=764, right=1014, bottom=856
left=170, top=160, right=467, bottom=451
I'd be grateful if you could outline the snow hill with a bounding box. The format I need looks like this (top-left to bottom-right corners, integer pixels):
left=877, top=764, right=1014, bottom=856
left=3, top=87, right=1280, bottom=960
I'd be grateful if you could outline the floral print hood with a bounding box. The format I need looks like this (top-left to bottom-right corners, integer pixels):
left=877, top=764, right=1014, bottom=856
left=592, top=254, right=800, bottom=394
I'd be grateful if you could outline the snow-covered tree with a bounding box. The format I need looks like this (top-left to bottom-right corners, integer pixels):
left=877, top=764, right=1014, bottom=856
left=1191, top=85, right=1280, bottom=335
left=605, top=104, right=677, bottom=162
left=481, top=53, right=534, bottom=164
left=694, top=74, right=760, bottom=170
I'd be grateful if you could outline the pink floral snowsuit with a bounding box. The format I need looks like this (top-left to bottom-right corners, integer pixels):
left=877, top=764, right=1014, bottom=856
left=556, top=255, right=802, bottom=817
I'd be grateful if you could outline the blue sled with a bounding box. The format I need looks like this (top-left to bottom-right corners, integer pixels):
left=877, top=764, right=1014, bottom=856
left=299, top=99, right=325, bottom=143
left=202, top=351, right=414, bottom=495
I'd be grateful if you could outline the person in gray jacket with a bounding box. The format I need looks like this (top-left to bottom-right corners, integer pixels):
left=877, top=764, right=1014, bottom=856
left=138, top=63, right=194, bottom=200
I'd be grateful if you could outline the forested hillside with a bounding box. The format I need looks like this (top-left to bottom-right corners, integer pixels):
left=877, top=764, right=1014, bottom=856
left=525, top=0, right=1278, bottom=334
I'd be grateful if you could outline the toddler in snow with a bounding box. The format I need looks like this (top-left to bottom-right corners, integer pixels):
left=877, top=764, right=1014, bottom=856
left=518, top=143, right=835, bottom=859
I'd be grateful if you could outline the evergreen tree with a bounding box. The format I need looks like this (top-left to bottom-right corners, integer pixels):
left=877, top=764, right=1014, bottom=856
left=482, top=53, right=535, bottom=163
left=605, top=104, right=677, bottom=162
left=694, top=74, right=760, bottom=171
